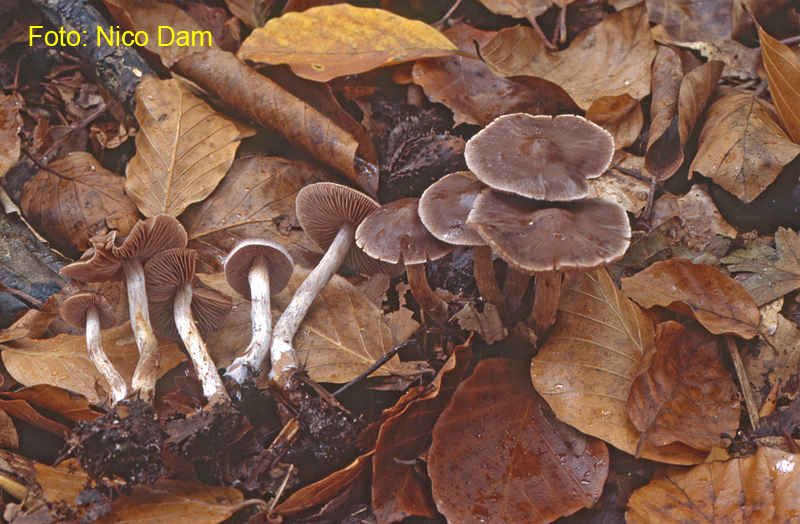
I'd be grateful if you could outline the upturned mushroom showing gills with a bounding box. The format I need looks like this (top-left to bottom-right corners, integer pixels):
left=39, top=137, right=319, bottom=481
left=61, top=292, right=128, bottom=404
left=356, top=197, right=454, bottom=324
left=61, top=215, right=188, bottom=402
left=270, top=182, right=397, bottom=390
left=145, top=248, right=232, bottom=406
left=223, top=239, right=293, bottom=384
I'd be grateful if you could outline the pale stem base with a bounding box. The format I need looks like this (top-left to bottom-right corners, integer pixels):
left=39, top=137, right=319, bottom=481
left=226, top=257, right=272, bottom=384
left=86, top=308, right=128, bottom=404
left=124, top=259, right=160, bottom=402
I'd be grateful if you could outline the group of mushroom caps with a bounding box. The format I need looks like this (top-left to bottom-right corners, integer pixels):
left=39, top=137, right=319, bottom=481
left=57, top=112, right=631, bottom=407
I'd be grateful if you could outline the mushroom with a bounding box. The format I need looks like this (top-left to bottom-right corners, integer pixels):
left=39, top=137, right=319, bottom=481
left=144, top=248, right=232, bottom=405
left=356, top=197, right=454, bottom=324
left=467, top=190, right=631, bottom=336
left=223, top=239, right=293, bottom=384
left=61, top=292, right=128, bottom=404
left=270, top=182, right=397, bottom=389
left=61, top=215, right=187, bottom=402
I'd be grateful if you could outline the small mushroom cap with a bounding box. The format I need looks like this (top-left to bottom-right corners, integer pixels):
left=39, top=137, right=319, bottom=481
left=419, top=172, right=486, bottom=246
left=467, top=190, right=631, bottom=274
left=465, top=113, right=614, bottom=201
left=296, top=182, right=401, bottom=276
left=355, top=198, right=454, bottom=265
left=61, top=232, right=124, bottom=282
left=61, top=292, right=116, bottom=330
left=224, top=239, right=294, bottom=299
left=145, top=248, right=232, bottom=340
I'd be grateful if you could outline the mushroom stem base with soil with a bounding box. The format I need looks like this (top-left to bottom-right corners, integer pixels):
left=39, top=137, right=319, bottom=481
left=124, top=259, right=161, bottom=403
left=527, top=271, right=562, bottom=338
left=406, top=263, right=450, bottom=324
left=86, top=308, right=128, bottom=404
left=473, top=245, right=509, bottom=325
left=175, top=283, right=229, bottom=405
left=226, top=257, right=272, bottom=384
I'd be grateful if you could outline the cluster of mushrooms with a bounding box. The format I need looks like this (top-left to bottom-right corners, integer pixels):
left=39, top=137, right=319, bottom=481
left=58, top=112, right=631, bottom=407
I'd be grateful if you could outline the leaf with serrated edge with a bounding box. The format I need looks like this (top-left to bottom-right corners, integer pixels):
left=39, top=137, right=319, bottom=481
left=531, top=268, right=706, bottom=464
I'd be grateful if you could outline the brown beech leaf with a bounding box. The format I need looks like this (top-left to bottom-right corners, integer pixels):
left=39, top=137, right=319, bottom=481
left=628, top=321, right=740, bottom=456
left=0, top=323, right=184, bottom=405
left=621, top=257, right=760, bottom=339
left=0, top=294, right=60, bottom=344
left=20, top=152, right=139, bottom=253
left=587, top=152, right=650, bottom=214
left=0, top=92, right=22, bottom=178
left=0, top=397, right=72, bottom=438
left=0, top=409, right=17, bottom=450
left=759, top=25, right=800, bottom=143
left=475, top=0, right=565, bottom=19
left=691, top=88, right=800, bottom=203
left=646, top=46, right=724, bottom=181
left=180, top=156, right=331, bottom=272
left=429, top=358, right=609, bottom=524
left=586, top=94, right=644, bottom=149
left=480, top=3, right=656, bottom=111
left=372, top=341, right=473, bottom=524
left=647, top=0, right=731, bottom=42
left=124, top=76, right=243, bottom=218
left=650, top=184, right=738, bottom=251
left=531, top=269, right=706, bottom=464
left=722, top=228, right=800, bottom=306
left=412, top=24, right=566, bottom=126
left=225, top=0, right=272, bottom=28
left=747, top=309, right=800, bottom=409
left=0, top=385, right=100, bottom=422
left=174, top=49, right=378, bottom=196
left=238, top=4, right=457, bottom=82
left=626, top=446, right=800, bottom=523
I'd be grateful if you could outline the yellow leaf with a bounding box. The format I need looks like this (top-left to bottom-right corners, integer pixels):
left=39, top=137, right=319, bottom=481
left=238, top=4, right=458, bottom=82
left=759, top=25, right=800, bottom=143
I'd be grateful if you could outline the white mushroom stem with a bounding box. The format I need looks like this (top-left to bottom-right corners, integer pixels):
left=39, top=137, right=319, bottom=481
left=527, top=271, right=562, bottom=337
left=85, top=307, right=128, bottom=404
left=270, top=222, right=356, bottom=389
left=406, top=263, right=450, bottom=324
left=122, top=259, right=160, bottom=402
left=174, top=283, right=230, bottom=405
left=226, top=255, right=272, bottom=384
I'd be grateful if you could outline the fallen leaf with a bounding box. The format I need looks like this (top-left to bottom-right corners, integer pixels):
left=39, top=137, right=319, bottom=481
left=21, top=152, right=139, bottom=253
left=626, top=447, right=800, bottom=523
left=747, top=309, right=800, bottom=407
left=621, top=257, right=760, bottom=339
left=224, top=0, right=272, bottom=28
left=690, top=88, right=800, bottom=203
left=0, top=294, right=60, bottom=343
left=475, top=0, right=563, bottom=19
left=0, top=409, right=17, bottom=450
left=174, top=49, right=378, bottom=196
left=124, top=76, right=243, bottom=218
left=650, top=184, right=738, bottom=250
left=238, top=4, right=457, bottom=82
left=429, top=358, right=609, bottom=524
left=0, top=397, right=72, bottom=438
left=759, top=25, right=800, bottom=143
left=586, top=94, right=644, bottom=149
left=647, top=0, right=731, bottom=42
left=586, top=153, right=650, bottom=215
left=480, top=3, right=656, bottom=110
left=531, top=268, right=706, bottom=464
left=628, top=321, right=740, bottom=455
left=452, top=303, right=507, bottom=344
left=0, top=385, right=100, bottom=422
left=722, top=228, right=800, bottom=306
left=1, top=323, right=185, bottom=405
left=0, top=93, right=22, bottom=179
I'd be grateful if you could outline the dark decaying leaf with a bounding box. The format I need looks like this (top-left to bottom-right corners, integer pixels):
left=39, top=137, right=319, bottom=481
left=429, top=358, right=609, bottom=524
left=0, top=92, right=22, bottom=179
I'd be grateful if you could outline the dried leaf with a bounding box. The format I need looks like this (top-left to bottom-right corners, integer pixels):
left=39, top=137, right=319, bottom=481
left=621, top=257, right=760, bottom=339
left=647, top=0, right=732, bottom=42
left=759, top=25, right=800, bottom=143
left=722, top=228, right=800, bottom=306
left=429, top=358, right=609, bottom=524
left=475, top=0, right=561, bottom=19
left=480, top=3, right=656, bottom=110
left=650, top=184, right=738, bottom=250
left=225, top=0, right=272, bottom=28
left=586, top=94, right=644, bottom=149
left=452, top=303, right=507, bottom=344
left=0, top=409, right=17, bottom=450
left=628, top=321, right=740, bottom=455
left=1, top=385, right=100, bottom=422
left=531, top=269, right=706, bottom=464
left=125, top=76, right=243, bottom=218
left=0, top=294, right=60, bottom=344
left=626, top=447, right=800, bottom=523
left=587, top=153, right=650, bottom=214
left=691, top=88, right=800, bottom=203
left=748, top=309, right=800, bottom=407
left=238, top=4, right=457, bottom=82
left=21, top=152, right=139, bottom=253
left=1, top=323, right=185, bottom=405
left=0, top=93, right=22, bottom=179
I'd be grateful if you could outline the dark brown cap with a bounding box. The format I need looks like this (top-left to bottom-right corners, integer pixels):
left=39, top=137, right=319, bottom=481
left=464, top=113, right=614, bottom=201
left=467, top=190, right=631, bottom=274
left=418, top=172, right=486, bottom=246
left=61, top=291, right=116, bottom=330
left=224, top=239, right=293, bottom=299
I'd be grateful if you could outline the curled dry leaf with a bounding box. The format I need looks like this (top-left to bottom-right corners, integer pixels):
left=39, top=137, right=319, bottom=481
left=429, top=358, right=609, bottom=524
left=626, top=447, right=800, bottom=523
left=628, top=321, right=740, bottom=456
left=758, top=25, right=800, bottom=143
left=0, top=92, right=22, bottom=179
left=621, top=257, right=760, bottom=339
left=125, top=76, right=243, bottom=218
left=650, top=184, right=738, bottom=251
left=480, top=3, right=656, bottom=111
left=238, top=4, right=457, bottom=82
left=174, top=49, right=378, bottom=196
left=1, top=323, right=184, bottom=405
left=531, top=268, right=706, bottom=464
left=585, top=94, right=644, bottom=149
left=690, top=88, right=800, bottom=203
left=475, top=0, right=562, bottom=19
left=21, top=152, right=139, bottom=253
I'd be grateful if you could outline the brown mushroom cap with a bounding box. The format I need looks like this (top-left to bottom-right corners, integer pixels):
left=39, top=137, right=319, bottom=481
left=296, top=182, right=400, bottom=276
left=355, top=198, right=454, bottom=265
left=224, top=239, right=293, bottom=300
left=61, top=292, right=116, bottom=330
left=145, top=248, right=232, bottom=340
left=467, top=190, right=631, bottom=274
left=464, top=113, right=614, bottom=201
left=419, top=172, right=486, bottom=246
